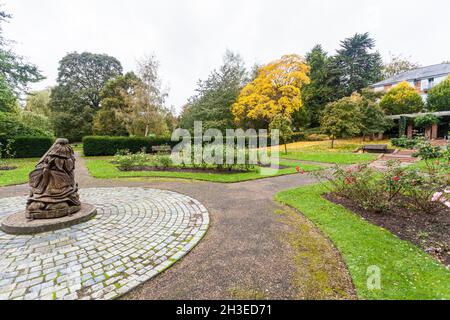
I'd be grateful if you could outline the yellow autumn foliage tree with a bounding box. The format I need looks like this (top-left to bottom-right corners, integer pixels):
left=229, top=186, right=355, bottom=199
left=232, top=54, right=310, bottom=125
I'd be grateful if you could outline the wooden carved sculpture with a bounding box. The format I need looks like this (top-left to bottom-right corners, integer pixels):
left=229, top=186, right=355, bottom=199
left=26, top=138, right=81, bottom=220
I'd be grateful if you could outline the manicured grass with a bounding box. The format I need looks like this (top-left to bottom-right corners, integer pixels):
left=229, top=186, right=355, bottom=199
left=84, top=157, right=323, bottom=183
left=275, top=183, right=450, bottom=300
left=280, top=151, right=378, bottom=164
left=0, top=158, right=37, bottom=187
left=410, top=158, right=450, bottom=173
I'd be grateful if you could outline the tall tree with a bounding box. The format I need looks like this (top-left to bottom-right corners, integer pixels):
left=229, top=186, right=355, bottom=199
left=269, top=114, right=293, bottom=154
left=383, top=54, right=420, bottom=78
left=50, top=85, right=93, bottom=141
left=320, top=94, right=363, bottom=148
left=180, top=50, right=247, bottom=132
left=0, top=75, right=16, bottom=112
left=93, top=72, right=140, bottom=136
left=300, top=45, right=336, bottom=127
left=54, top=52, right=123, bottom=110
left=232, top=54, right=310, bottom=127
left=329, top=32, right=383, bottom=97
left=25, top=88, right=52, bottom=117
left=358, top=91, right=392, bottom=140
left=50, top=52, right=123, bottom=140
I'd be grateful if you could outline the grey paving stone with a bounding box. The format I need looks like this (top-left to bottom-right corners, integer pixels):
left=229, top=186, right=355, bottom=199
left=0, top=188, right=209, bottom=300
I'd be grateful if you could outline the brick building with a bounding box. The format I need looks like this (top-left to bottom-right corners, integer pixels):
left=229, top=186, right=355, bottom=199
left=371, top=63, right=450, bottom=101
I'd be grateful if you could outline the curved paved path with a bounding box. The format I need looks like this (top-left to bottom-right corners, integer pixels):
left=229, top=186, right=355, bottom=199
left=0, top=154, right=355, bottom=300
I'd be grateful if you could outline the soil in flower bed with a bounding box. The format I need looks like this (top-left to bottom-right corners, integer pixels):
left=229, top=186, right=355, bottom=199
left=324, top=193, right=450, bottom=267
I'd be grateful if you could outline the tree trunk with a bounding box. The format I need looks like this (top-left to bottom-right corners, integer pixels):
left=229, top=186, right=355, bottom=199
left=331, top=136, right=335, bottom=149
left=284, top=143, right=288, bottom=155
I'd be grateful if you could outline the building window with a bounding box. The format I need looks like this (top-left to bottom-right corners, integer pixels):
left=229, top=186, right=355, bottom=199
left=429, top=78, right=434, bottom=88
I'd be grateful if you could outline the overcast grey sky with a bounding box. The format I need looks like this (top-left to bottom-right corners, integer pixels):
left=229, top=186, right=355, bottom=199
left=3, top=0, right=450, bottom=112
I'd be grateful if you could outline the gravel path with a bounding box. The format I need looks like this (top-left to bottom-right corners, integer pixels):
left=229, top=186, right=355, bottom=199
left=0, top=154, right=355, bottom=300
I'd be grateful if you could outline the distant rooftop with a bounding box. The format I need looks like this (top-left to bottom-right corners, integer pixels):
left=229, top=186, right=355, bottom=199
left=372, top=63, right=450, bottom=87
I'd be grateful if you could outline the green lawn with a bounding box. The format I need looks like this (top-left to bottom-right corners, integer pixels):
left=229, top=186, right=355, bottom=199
left=0, top=158, right=37, bottom=187
left=280, top=151, right=378, bottom=164
left=276, top=183, right=450, bottom=300
left=85, top=157, right=323, bottom=183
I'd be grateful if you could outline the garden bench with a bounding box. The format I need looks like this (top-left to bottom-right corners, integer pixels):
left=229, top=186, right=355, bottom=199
left=362, top=144, right=388, bottom=153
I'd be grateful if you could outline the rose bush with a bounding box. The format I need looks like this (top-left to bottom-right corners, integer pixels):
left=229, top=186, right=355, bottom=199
left=317, top=160, right=449, bottom=214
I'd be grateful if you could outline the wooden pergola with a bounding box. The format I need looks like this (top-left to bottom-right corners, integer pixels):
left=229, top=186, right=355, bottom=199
left=387, top=111, right=450, bottom=139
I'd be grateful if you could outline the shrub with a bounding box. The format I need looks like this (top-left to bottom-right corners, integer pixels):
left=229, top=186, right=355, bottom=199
left=0, top=112, right=52, bottom=138
left=412, top=140, right=443, bottom=159
left=427, top=75, right=450, bottom=112
left=317, top=160, right=449, bottom=214
left=414, top=114, right=440, bottom=128
left=83, top=136, right=180, bottom=156
left=152, top=154, right=173, bottom=168
left=0, top=136, right=53, bottom=158
left=391, top=137, right=420, bottom=149
left=379, top=81, right=424, bottom=115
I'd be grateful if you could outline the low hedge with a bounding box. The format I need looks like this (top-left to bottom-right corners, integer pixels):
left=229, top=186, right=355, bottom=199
left=82, top=136, right=181, bottom=156
left=0, top=136, right=54, bottom=158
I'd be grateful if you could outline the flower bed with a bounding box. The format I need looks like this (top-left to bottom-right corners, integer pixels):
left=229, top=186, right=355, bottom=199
left=315, top=159, right=450, bottom=266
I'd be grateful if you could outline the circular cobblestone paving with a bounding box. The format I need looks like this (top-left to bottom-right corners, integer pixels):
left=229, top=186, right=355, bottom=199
left=0, top=187, right=209, bottom=300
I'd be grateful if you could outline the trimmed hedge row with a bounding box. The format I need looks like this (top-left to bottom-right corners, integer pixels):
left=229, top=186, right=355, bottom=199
left=0, top=136, right=54, bottom=158
left=82, top=136, right=180, bottom=156
left=82, top=134, right=288, bottom=156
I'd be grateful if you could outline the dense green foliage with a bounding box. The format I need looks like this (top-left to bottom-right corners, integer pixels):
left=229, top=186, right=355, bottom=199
left=180, top=51, right=247, bottom=132
left=24, top=89, right=52, bottom=116
left=320, top=95, right=363, bottom=147
left=414, top=114, right=440, bottom=128
left=360, top=97, right=392, bottom=139
left=82, top=135, right=180, bottom=156
left=92, top=72, right=140, bottom=136
left=50, top=52, right=123, bottom=141
left=269, top=114, right=293, bottom=154
left=427, top=76, right=450, bottom=111
left=329, top=32, right=384, bottom=97
left=0, top=112, right=51, bottom=138
left=0, top=9, right=43, bottom=113
left=298, top=33, right=383, bottom=129
left=300, top=45, right=337, bottom=127
left=391, top=136, right=421, bottom=149
left=380, top=82, right=424, bottom=115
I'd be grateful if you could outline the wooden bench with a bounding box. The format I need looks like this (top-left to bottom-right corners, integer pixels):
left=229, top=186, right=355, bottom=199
left=362, top=144, right=388, bottom=153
